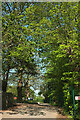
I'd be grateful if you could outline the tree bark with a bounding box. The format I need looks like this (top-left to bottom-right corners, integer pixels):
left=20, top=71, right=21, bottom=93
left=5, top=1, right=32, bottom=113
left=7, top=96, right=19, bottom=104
left=17, top=71, right=23, bottom=102
left=17, top=85, right=22, bottom=102
left=2, top=67, right=9, bottom=92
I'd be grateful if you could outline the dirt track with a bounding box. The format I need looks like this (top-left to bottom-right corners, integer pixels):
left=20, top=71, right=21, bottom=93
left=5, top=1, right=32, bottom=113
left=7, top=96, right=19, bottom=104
left=0, top=103, right=68, bottom=119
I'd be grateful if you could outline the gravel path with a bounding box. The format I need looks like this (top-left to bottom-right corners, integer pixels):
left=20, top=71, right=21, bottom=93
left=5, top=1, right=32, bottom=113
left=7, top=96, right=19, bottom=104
left=0, top=103, right=68, bottom=119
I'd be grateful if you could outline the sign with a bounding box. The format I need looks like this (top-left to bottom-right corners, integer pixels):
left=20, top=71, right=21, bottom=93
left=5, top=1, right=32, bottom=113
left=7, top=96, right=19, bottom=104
left=14, top=97, right=17, bottom=100
left=75, top=96, right=80, bottom=100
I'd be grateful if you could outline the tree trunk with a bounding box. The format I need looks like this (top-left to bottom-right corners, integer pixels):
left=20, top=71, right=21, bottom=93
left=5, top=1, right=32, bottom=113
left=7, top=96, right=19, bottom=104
left=2, top=68, right=9, bottom=110
left=26, top=91, right=30, bottom=100
left=2, top=68, right=9, bottom=92
left=2, top=80, right=7, bottom=92
left=17, top=85, right=22, bottom=103
left=17, top=71, right=23, bottom=102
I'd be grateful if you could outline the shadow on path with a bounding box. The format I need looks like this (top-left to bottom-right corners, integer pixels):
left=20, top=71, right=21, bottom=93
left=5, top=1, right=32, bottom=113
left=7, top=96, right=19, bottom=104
left=0, top=103, right=58, bottom=117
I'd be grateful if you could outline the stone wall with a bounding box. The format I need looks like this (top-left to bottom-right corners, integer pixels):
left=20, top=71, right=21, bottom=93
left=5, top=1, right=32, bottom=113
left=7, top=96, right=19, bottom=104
left=2, top=92, right=14, bottom=110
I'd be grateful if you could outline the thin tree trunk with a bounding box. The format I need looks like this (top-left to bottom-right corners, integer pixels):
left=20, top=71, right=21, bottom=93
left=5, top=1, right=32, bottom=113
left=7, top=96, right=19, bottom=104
left=17, top=83, right=22, bottom=102
left=2, top=68, right=9, bottom=92
left=17, top=71, right=23, bottom=102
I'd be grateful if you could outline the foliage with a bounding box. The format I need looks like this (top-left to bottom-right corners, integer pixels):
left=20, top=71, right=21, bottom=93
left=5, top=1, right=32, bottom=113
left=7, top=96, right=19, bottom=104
left=7, top=85, right=17, bottom=96
left=24, top=2, right=80, bottom=119
left=34, top=95, right=44, bottom=103
left=2, top=2, right=80, bottom=119
left=2, top=2, right=38, bottom=102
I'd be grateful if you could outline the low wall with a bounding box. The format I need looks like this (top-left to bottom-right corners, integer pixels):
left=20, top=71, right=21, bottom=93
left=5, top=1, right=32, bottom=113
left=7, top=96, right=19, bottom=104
left=2, top=92, right=14, bottom=110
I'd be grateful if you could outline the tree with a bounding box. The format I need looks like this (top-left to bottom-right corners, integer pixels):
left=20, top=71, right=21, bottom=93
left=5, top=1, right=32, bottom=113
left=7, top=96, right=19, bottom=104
left=2, top=2, right=38, bottom=102
left=24, top=2, right=80, bottom=118
left=2, top=2, right=80, bottom=118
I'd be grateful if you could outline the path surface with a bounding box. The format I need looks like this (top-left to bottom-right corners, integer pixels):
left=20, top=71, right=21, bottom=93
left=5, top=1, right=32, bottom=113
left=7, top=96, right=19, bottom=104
left=0, top=103, right=68, bottom=119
